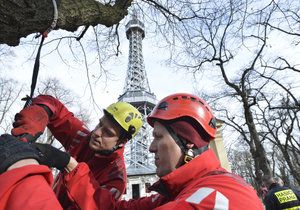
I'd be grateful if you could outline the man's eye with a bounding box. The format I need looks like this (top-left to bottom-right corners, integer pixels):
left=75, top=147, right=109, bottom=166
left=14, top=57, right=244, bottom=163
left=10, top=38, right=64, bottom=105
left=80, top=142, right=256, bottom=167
left=96, top=121, right=102, bottom=129
left=102, top=129, right=114, bottom=138
left=153, top=134, right=161, bottom=139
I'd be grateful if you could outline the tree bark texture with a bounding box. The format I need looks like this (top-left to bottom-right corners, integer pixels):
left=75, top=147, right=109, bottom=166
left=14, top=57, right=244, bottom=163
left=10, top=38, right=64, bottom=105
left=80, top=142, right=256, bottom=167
left=0, top=0, right=132, bottom=46
left=242, top=96, right=272, bottom=185
left=281, top=148, right=300, bottom=186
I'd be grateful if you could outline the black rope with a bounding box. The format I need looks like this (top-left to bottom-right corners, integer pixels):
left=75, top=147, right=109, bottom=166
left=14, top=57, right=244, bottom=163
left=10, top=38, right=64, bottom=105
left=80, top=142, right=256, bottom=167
left=23, top=36, right=45, bottom=108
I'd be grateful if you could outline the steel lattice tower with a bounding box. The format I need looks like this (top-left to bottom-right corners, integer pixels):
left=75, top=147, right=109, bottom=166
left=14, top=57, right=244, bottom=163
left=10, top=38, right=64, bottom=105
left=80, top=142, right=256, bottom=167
left=118, top=12, right=156, bottom=176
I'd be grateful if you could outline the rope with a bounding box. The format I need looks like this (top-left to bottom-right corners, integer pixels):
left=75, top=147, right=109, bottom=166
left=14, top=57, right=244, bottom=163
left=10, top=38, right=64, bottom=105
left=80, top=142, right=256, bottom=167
left=42, top=0, right=58, bottom=38
left=23, top=0, right=58, bottom=108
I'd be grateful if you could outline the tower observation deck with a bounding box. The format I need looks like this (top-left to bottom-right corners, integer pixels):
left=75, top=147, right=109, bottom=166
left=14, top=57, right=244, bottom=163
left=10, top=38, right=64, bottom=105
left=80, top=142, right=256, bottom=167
left=118, top=12, right=157, bottom=176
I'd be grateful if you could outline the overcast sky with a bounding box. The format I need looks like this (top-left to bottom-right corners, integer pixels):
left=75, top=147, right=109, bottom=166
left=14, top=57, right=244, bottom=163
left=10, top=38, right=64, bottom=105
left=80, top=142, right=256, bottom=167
left=1, top=22, right=198, bottom=126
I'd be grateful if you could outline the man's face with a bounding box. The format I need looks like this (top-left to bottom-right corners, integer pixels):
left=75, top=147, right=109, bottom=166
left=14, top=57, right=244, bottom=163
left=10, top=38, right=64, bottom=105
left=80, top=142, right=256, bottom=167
left=149, top=121, right=183, bottom=177
left=89, top=115, right=122, bottom=152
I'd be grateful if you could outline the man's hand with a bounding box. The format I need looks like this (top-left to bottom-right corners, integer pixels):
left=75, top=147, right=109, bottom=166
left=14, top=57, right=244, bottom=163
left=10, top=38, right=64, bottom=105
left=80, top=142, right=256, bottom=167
left=0, top=134, right=40, bottom=174
left=32, top=143, right=70, bottom=171
left=11, top=105, right=51, bottom=142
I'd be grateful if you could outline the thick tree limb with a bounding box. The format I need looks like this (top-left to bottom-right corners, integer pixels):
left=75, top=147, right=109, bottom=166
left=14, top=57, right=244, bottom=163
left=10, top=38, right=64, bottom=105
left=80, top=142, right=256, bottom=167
left=0, top=0, right=132, bottom=46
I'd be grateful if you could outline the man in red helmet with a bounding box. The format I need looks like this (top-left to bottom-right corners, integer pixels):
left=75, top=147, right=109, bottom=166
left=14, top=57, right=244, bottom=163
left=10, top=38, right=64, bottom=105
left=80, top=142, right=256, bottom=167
left=5, top=93, right=264, bottom=209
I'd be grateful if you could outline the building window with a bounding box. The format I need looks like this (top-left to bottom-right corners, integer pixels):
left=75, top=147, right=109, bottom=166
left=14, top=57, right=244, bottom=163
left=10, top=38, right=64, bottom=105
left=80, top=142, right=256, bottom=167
left=132, top=184, right=140, bottom=199
left=145, top=183, right=151, bottom=193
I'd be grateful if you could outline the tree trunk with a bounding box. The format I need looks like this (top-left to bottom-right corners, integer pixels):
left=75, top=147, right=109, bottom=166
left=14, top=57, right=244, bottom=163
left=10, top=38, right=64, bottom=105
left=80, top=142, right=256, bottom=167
left=281, top=148, right=300, bottom=186
left=243, top=97, right=272, bottom=185
left=0, top=0, right=132, bottom=46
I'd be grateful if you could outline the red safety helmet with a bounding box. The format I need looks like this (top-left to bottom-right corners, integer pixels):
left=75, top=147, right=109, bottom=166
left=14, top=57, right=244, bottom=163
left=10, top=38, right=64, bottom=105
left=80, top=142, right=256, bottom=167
left=147, top=93, right=217, bottom=140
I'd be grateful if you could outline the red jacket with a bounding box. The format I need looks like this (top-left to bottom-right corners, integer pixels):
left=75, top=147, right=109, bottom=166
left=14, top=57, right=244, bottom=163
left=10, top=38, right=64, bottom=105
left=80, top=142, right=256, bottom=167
left=33, top=95, right=127, bottom=209
left=0, top=165, right=62, bottom=210
left=66, top=149, right=264, bottom=209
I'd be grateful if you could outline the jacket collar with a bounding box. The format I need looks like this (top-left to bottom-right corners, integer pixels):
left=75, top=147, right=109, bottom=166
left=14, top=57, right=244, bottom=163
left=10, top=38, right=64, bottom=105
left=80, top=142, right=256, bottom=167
left=88, top=147, right=125, bottom=170
left=94, top=146, right=124, bottom=161
left=269, top=183, right=279, bottom=190
left=150, top=149, right=222, bottom=198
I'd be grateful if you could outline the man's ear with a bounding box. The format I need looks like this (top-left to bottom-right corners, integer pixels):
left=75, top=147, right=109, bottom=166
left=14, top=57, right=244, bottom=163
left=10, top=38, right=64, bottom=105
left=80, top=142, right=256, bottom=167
left=118, top=143, right=125, bottom=148
left=117, top=138, right=128, bottom=147
left=186, top=143, right=194, bottom=149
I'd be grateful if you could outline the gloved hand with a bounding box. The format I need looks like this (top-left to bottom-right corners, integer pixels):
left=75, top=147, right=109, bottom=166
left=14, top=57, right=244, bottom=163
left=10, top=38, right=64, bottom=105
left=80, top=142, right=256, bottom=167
left=32, top=143, right=70, bottom=171
left=0, top=134, right=40, bottom=174
left=11, top=104, right=51, bottom=142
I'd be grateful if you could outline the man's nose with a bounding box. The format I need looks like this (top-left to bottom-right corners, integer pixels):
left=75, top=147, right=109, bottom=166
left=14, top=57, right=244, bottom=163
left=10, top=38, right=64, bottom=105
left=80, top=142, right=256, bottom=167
left=149, top=140, right=156, bottom=153
left=92, top=127, right=102, bottom=137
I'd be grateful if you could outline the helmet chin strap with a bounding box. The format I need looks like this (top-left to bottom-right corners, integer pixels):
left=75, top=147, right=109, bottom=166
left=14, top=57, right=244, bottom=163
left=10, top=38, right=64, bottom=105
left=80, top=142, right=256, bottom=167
left=164, top=124, right=208, bottom=163
left=91, top=129, right=128, bottom=156
left=95, top=144, right=122, bottom=156
left=183, top=145, right=208, bottom=163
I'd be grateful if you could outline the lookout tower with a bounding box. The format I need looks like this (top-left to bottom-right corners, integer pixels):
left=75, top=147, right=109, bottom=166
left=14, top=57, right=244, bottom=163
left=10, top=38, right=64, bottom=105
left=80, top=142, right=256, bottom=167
left=118, top=10, right=157, bottom=199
